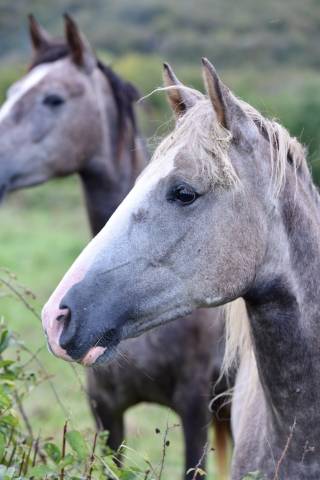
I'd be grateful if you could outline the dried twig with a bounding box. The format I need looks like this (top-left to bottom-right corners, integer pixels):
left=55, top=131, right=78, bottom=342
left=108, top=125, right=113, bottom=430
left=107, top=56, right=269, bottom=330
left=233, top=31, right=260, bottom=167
left=32, top=437, right=39, bottom=467
left=60, top=421, right=68, bottom=480
left=190, top=442, right=208, bottom=480
left=69, top=363, right=88, bottom=395
left=18, top=451, right=26, bottom=477
left=14, top=391, right=33, bottom=438
left=158, top=422, right=169, bottom=480
left=21, top=343, right=70, bottom=418
left=0, top=276, right=39, bottom=322
left=86, top=432, right=98, bottom=480
left=273, top=418, right=296, bottom=480
left=1, top=427, right=14, bottom=463
left=23, top=438, right=33, bottom=475
left=143, top=470, right=151, bottom=480
left=7, top=442, right=17, bottom=467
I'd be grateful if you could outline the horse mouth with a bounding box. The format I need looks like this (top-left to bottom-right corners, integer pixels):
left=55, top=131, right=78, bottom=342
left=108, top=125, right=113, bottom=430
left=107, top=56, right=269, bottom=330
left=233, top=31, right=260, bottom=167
left=79, top=320, right=170, bottom=367
left=80, top=345, right=117, bottom=367
left=79, top=329, right=122, bottom=366
left=44, top=327, right=121, bottom=367
left=0, top=173, right=51, bottom=196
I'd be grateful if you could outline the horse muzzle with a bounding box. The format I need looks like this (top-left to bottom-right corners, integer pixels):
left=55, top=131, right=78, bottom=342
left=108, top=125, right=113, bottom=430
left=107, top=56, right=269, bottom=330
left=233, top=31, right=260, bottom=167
left=42, top=281, right=127, bottom=366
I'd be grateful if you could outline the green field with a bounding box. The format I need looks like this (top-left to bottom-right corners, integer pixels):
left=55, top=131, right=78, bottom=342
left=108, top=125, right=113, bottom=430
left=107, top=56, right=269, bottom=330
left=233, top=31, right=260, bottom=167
left=0, top=178, right=228, bottom=479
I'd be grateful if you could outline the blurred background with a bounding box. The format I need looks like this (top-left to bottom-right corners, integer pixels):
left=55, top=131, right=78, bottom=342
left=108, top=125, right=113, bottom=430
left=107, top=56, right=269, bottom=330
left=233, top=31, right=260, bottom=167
left=0, top=0, right=319, bottom=478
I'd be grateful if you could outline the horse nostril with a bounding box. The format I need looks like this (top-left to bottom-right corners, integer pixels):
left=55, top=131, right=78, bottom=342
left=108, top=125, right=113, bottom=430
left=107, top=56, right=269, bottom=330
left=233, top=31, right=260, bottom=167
left=58, top=306, right=79, bottom=353
left=56, top=308, right=70, bottom=324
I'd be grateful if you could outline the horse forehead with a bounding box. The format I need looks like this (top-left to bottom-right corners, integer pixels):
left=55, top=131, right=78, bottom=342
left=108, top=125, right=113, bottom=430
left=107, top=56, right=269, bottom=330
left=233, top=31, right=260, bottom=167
left=152, top=142, right=199, bottom=184
left=0, top=61, right=67, bottom=123
left=173, top=147, right=199, bottom=173
left=136, top=145, right=178, bottom=189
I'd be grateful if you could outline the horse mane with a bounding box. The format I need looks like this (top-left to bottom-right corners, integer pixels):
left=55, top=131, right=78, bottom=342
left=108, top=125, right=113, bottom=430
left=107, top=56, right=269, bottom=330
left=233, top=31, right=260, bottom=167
left=220, top=102, right=313, bottom=385
left=221, top=100, right=311, bottom=382
left=29, top=41, right=140, bottom=159
left=238, top=98, right=310, bottom=196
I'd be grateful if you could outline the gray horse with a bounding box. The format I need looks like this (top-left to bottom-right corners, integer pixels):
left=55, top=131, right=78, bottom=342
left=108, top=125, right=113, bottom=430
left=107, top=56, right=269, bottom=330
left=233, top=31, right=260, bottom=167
left=43, top=57, right=320, bottom=479
left=0, top=18, right=231, bottom=478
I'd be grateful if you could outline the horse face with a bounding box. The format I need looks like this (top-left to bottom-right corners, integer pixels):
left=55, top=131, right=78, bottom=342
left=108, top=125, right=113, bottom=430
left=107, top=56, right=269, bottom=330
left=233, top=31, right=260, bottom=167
left=0, top=58, right=102, bottom=198
left=42, top=60, right=269, bottom=366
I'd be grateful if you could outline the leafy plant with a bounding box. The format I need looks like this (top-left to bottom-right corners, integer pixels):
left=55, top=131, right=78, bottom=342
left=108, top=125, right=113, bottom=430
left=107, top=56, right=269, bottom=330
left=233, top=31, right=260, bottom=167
left=0, top=271, right=183, bottom=479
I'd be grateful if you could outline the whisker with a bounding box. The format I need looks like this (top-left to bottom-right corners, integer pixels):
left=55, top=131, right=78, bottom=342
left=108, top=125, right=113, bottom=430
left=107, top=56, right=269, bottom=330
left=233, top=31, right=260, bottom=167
left=114, top=346, right=155, bottom=382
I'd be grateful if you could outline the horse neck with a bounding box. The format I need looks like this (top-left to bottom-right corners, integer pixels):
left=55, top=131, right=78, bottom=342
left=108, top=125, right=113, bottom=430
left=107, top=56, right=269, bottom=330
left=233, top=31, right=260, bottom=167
left=244, top=176, right=320, bottom=444
left=79, top=80, right=148, bottom=236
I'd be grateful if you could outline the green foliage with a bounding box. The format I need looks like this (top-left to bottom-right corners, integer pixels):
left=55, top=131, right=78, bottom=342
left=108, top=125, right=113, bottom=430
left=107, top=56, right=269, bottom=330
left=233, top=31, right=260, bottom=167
left=278, top=85, right=320, bottom=182
left=0, top=277, right=153, bottom=479
left=1, top=0, right=320, bottom=70
left=66, top=431, right=88, bottom=460
left=241, top=78, right=320, bottom=184
left=0, top=65, right=23, bottom=104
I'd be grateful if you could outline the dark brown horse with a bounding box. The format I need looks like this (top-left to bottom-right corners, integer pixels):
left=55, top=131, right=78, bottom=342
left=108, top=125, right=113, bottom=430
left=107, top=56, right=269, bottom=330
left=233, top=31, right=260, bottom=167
left=0, top=16, right=231, bottom=478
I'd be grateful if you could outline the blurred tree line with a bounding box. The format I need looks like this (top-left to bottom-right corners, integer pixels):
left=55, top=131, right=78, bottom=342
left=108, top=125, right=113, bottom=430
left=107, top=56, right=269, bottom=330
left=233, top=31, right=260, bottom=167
left=0, top=0, right=319, bottom=182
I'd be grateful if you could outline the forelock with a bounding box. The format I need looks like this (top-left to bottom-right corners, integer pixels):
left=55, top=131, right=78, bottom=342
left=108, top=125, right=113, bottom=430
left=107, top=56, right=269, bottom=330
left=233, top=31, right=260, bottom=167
left=152, top=98, right=238, bottom=188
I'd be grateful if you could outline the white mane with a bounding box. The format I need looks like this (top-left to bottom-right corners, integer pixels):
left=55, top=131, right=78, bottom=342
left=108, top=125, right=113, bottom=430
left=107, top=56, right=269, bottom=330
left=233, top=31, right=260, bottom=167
left=152, top=96, right=238, bottom=188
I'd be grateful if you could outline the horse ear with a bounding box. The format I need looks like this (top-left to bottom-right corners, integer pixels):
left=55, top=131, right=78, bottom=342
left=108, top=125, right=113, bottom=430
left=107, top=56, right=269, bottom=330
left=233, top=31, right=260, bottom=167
left=163, top=63, right=202, bottom=118
left=28, top=14, right=52, bottom=52
left=201, top=57, right=229, bottom=128
left=202, top=58, right=259, bottom=142
left=203, top=58, right=251, bottom=125
left=64, top=14, right=96, bottom=73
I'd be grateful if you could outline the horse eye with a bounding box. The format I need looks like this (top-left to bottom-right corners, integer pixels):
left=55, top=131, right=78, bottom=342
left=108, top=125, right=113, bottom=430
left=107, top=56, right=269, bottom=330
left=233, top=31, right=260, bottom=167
left=43, top=94, right=65, bottom=108
left=170, top=184, right=198, bottom=205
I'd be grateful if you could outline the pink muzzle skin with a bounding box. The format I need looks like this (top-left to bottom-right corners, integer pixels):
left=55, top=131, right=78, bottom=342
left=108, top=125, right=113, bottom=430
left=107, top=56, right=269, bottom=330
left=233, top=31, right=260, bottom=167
left=42, top=304, right=108, bottom=366
left=41, top=255, right=90, bottom=363
left=42, top=306, right=74, bottom=362
left=81, top=346, right=107, bottom=366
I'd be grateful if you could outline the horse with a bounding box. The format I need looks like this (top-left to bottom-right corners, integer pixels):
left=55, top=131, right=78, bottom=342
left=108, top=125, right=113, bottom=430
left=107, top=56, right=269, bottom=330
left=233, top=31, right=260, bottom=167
left=42, top=56, right=320, bottom=479
left=0, top=17, right=232, bottom=478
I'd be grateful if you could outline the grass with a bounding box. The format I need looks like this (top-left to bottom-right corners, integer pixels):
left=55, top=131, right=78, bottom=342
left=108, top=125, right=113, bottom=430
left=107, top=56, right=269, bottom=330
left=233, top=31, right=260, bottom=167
left=0, top=177, right=225, bottom=479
